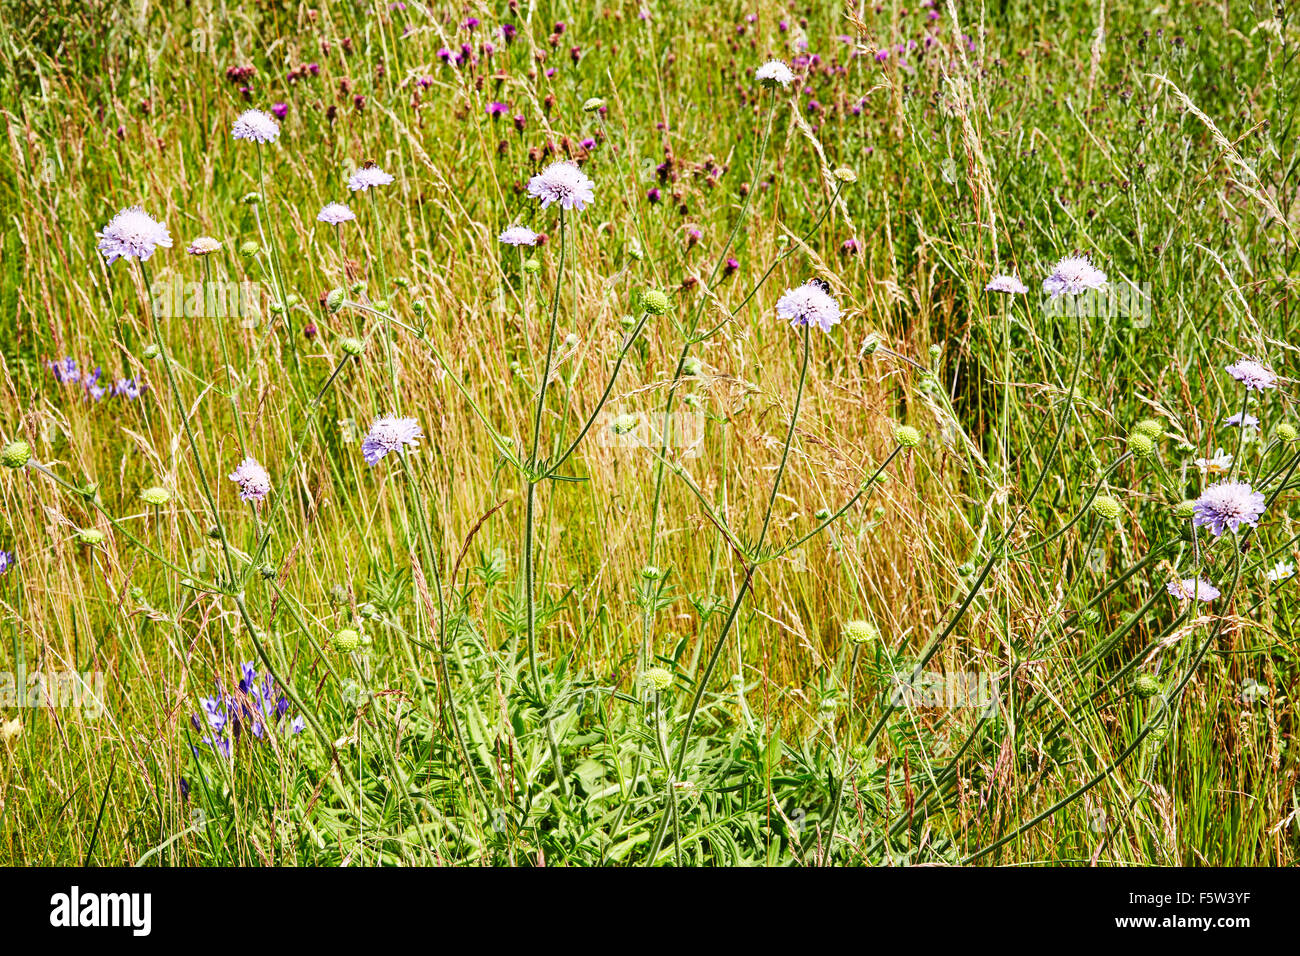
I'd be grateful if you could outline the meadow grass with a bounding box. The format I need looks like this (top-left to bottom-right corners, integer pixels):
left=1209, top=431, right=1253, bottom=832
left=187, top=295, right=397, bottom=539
left=0, top=0, right=1296, bottom=866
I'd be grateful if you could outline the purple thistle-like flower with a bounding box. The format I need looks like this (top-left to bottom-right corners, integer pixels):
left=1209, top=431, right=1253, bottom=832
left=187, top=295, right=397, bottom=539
left=1225, top=359, right=1276, bottom=391
left=985, top=274, right=1028, bottom=295
left=486, top=101, right=509, bottom=117
left=228, top=456, right=271, bottom=502
left=776, top=280, right=842, bottom=333
left=48, top=357, right=79, bottom=384
left=527, top=161, right=595, bottom=212
left=1192, top=479, right=1265, bottom=537
left=96, top=206, right=173, bottom=265
left=1042, top=255, right=1107, bottom=297
left=1166, top=578, right=1220, bottom=603
left=362, top=414, right=423, bottom=465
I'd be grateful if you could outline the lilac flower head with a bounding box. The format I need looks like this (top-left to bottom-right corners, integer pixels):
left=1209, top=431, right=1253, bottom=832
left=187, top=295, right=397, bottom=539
left=96, top=206, right=173, bottom=265
left=985, top=274, right=1028, bottom=295
left=1042, top=255, right=1107, bottom=297
left=756, top=59, right=794, bottom=86
left=231, top=109, right=281, bottom=144
left=527, top=161, right=595, bottom=211
left=362, top=414, right=423, bottom=465
left=1166, top=578, right=1220, bottom=603
left=776, top=280, right=842, bottom=333
left=1225, top=359, right=1276, bottom=391
left=48, top=357, right=79, bottom=384
left=0, top=550, right=14, bottom=575
left=499, top=225, right=539, bottom=246
left=228, top=456, right=271, bottom=502
left=1223, top=412, right=1259, bottom=428
left=317, top=202, right=356, bottom=224
left=348, top=164, right=395, bottom=191
left=81, top=367, right=107, bottom=401
left=1192, top=479, right=1265, bottom=537
left=114, top=378, right=144, bottom=400
left=192, top=662, right=304, bottom=759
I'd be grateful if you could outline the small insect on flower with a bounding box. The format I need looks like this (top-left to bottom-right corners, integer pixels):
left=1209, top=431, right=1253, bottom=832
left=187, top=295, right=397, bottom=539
left=348, top=162, right=396, bottom=191
left=499, top=225, right=540, bottom=246
left=985, top=274, right=1028, bottom=295
left=362, top=414, right=423, bottom=465
left=1165, top=578, right=1220, bottom=603
left=756, top=59, right=795, bottom=86
left=1266, top=560, right=1295, bottom=583
left=1192, top=479, right=1265, bottom=537
left=187, top=236, right=222, bottom=256
left=317, top=202, right=356, bottom=224
left=1224, top=412, right=1259, bottom=428
left=1193, top=448, right=1233, bottom=476
left=231, top=108, right=281, bottom=143
left=228, top=456, right=271, bottom=502
left=96, top=206, right=173, bottom=265
left=1225, top=358, right=1277, bottom=391
left=1042, top=254, right=1107, bottom=297
left=776, top=280, right=842, bottom=333
left=527, top=161, right=595, bottom=211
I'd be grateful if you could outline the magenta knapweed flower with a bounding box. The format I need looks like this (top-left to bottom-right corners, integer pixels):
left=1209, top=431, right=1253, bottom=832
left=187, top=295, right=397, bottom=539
left=1192, top=479, right=1265, bottom=537
left=776, top=281, right=842, bottom=333
left=1166, top=578, right=1219, bottom=603
left=362, top=414, right=423, bottom=465
left=228, top=457, right=271, bottom=502
left=231, top=109, right=280, bottom=143
left=97, top=206, right=173, bottom=264
left=1225, top=359, right=1276, bottom=391
left=527, top=162, right=595, bottom=212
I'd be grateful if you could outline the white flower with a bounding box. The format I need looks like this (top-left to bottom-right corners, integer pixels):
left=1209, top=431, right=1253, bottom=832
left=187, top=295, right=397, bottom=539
left=317, top=202, right=357, bottom=224
left=527, top=162, right=595, bottom=211
left=985, top=274, right=1028, bottom=294
left=228, top=457, right=271, bottom=502
left=756, top=59, right=794, bottom=86
left=1042, top=255, right=1107, bottom=297
left=1193, top=448, right=1233, bottom=476
left=1266, top=560, right=1294, bottom=583
left=231, top=109, right=281, bottom=144
left=96, top=206, right=173, bottom=265
left=362, top=414, right=423, bottom=465
left=776, top=281, right=842, bottom=333
left=499, top=225, right=540, bottom=246
left=348, top=165, right=396, bottom=191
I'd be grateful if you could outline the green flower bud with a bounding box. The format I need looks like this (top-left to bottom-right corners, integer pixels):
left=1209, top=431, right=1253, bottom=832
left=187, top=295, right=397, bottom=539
left=239, top=240, right=259, bottom=258
left=842, top=619, right=879, bottom=645
left=1128, top=431, right=1156, bottom=459
left=893, top=424, right=922, bottom=448
left=1173, top=499, right=1196, bottom=520
left=682, top=357, right=703, bottom=377
left=1277, top=423, right=1297, bottom=443
left=611, top=413, right=640, bottom=436
left=331, top=628, right=363, bottom=653
left=411, top=300, right=426, bottom=314
left=241, top=192, right=262, bottom=205
left=143, top=344, right=161, bottom=360
left=76, top=528, right=106, bottom=546
left=523, top=258, right=541, bottom=274
left=641, top=564, right=662, bottom=580
left=644, top=666, right=673, bottom=691
left=833, top=166, right=857, bottom=183
left=326, top=288, right=345, bottom=313
left=1133, top=674, right=1159, bottom=699
left=861, top=334, right=881, bottom=356
left=814, top=507, right=831, bottom=520
left=139, top=486, right=171, bottom=506
left=340, top=337, right=365, bottom=357
left=1, top=440, right=31, bottom=469
left=1134, top=418, right=1164, bottom=439
left=392, top=276, right=409, bottom=289
left=1091, top=495, right=1122, bottom=521
left=372, top=299, right=388, bottom=312
left=641, top=288, right=670, bottom=315
left=582, top=97, right=606, bottom=112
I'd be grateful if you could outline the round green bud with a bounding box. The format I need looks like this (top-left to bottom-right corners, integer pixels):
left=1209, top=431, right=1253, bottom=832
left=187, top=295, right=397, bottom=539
left=239, top=240, right=259, bottom=258
left=371, top=299, right=388, bottom=312
left=842, top=619, right=879, bottom=645
left=682, top=394, right=701, bottom=410
left=523, top=258, right=541, bottom=274
left=641, top=564, right=662, bottom=580
left=139, top=486, right=171, bottom=506
left=644, top=666, right=673, bottom=691
left=76, top=528, right=106, bottom=546
left=814, top=508, right=831, bottom=520
left=627, top=241, right=644, bottom=261
left=241, top=192, right=261, bottom=205
left=1173, top=499, right=1196, bottom=520
left=349, top=282, right=367, bottom=297
left=331, top=628, right=363, bottom=653
left=1134, top=418, right=1164, bottom=439
left=286, top=293, right=302, bottom=307
left=620, top=315, right=637, bottom=330
left=893, top=424, right=922, bottom=448
left=411, top=300, right=426, bottom=314
left=681, top=357, right=703, bottom=376
left=326, top=288, right=345, bottom=313
left=1276, top=423, right=1297, bottom=443
left=1090, top=495, right=1122, bottom=521
left=861, top=334, right=881, bottom=356
left=392, top=276, right=409, bottom=289
left=611, top=413, right=640, bottom=436
left=641, top=289, right=670, bottom=315
left=340, top=337, right=365, bottom=357
left=833, top=166, right=857, bottom=183
left=1133, top=674, right=1159, bottom=699
left=582, top=97, right=606, bottom=112
left=1127, top=431, right=1156, bottom=458
left=269, top=301, right=285, bottom=315
left=1, top=440, right=31, bottom=469
left=143, top=344, right=161, bottom=360
left=928, top=344, right=942, bottom=358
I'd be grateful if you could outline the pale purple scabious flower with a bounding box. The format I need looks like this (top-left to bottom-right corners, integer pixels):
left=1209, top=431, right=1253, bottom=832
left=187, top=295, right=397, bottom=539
left=348, top=165, right=395, bottom=191
left=776, top=281, right=842, bottom=333
left=362, top=414, right=423, bottom=465
left=228, top=456, right=271, bottom=502
left=317, top=202, right=356, bottom=224
left=0, top=550, right=13, bottom=576
left=499, top=225, right=539, bottom=246
left=96, top=206, right=173, bottom=264
left=1225, top=359, right=1276, bottom=391
left=527, top=161, right=595, bottom=211
left=756, top=59, right=794, bottom=86
left=48, top=357, right=79, bottom=384
left=1192, top=479, right=1265, bottom=537
left=985, top=274, right=1028, bottom=294
left=1224, top=412, right=1259, bottom=428
left=1042, top=255, right=1107, bottom=297
left=1166, top=578, right=1220, bottom=603
left=231, top=109, right=281, bottom=143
